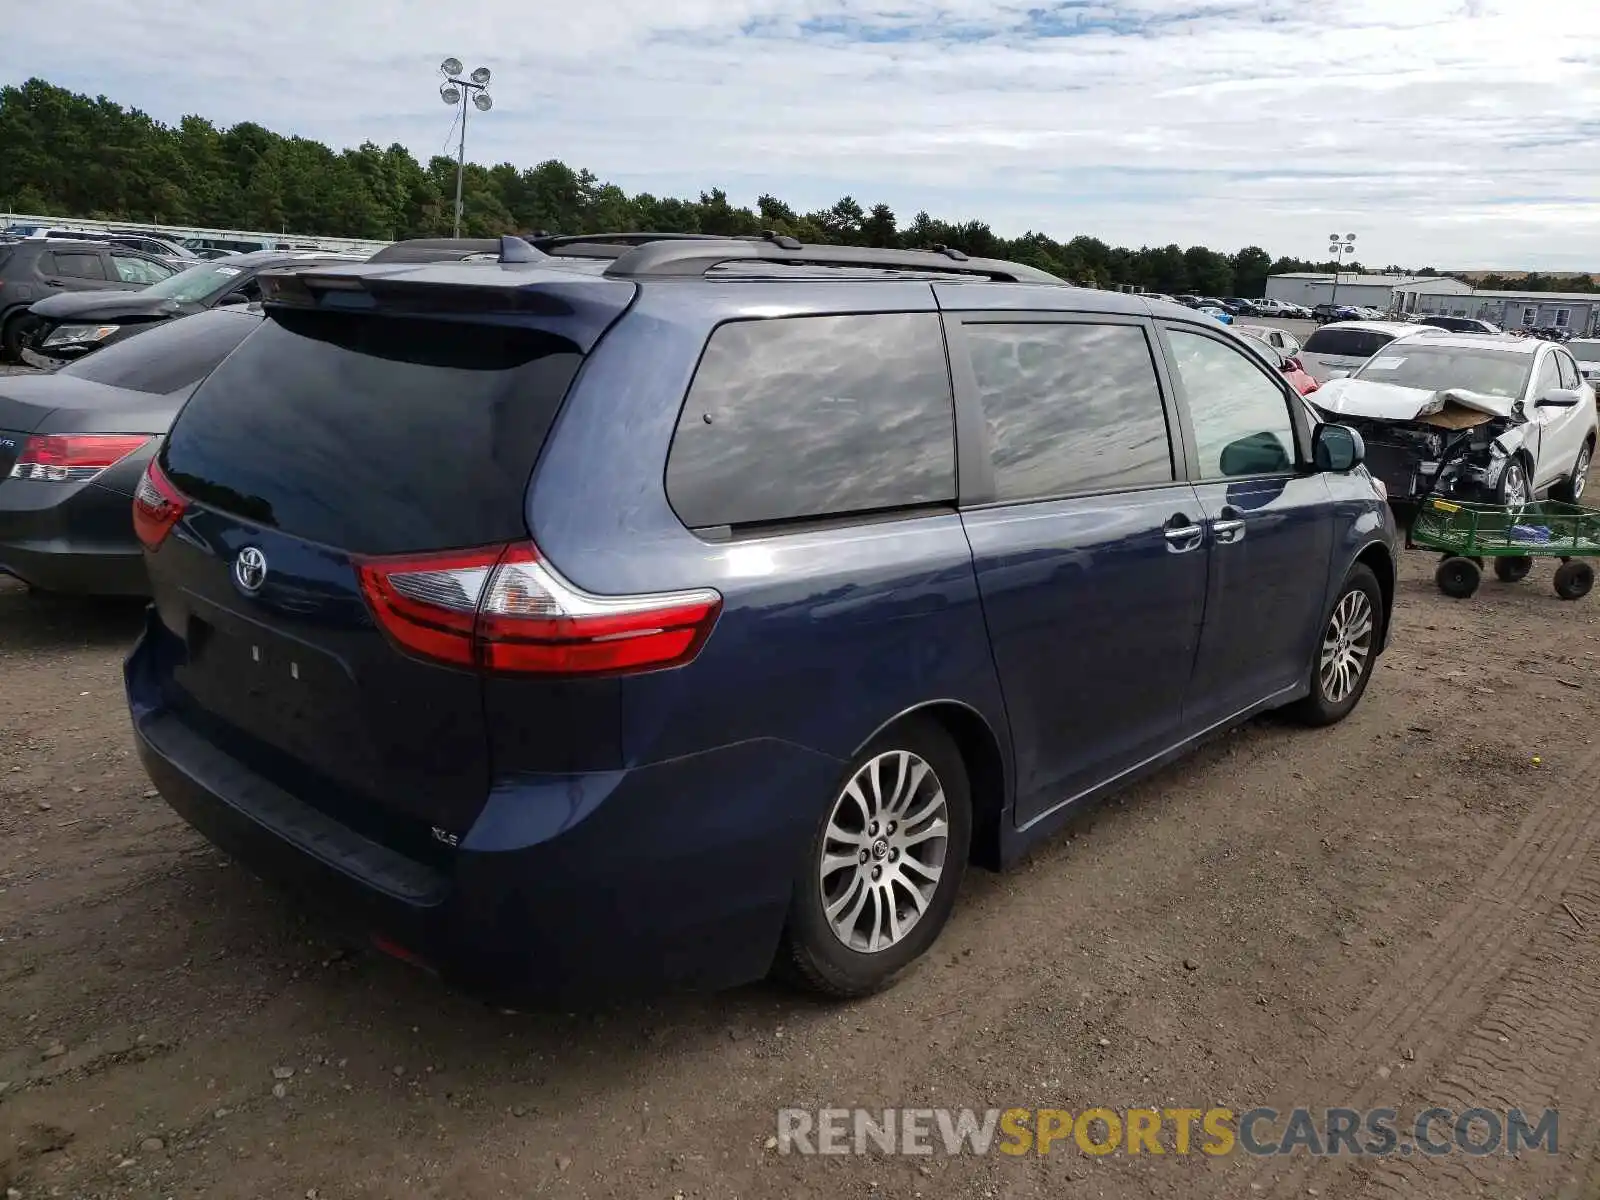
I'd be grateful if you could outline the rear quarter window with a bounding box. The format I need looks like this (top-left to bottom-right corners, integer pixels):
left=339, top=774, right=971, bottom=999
left=666, top=313, right=955, bottom=529
left=49, top=251, right=108, bottom=280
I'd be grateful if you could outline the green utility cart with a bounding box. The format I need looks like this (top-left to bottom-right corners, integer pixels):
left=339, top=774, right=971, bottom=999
left=1410, top=497, right=1600, bottom=600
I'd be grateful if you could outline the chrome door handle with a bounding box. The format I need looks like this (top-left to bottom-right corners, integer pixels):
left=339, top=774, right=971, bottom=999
left=1212, top=517, right=1246, bottom=545
left=1163, top=522, right=1205, bottom=553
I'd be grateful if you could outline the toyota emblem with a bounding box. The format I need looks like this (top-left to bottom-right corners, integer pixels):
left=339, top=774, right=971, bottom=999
left=234, top=546, right=268, bottom=594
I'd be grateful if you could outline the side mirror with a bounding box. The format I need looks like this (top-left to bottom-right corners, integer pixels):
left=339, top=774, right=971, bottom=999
left=217, top=291, right=252, bottom=306
left=1536, top=389, right=1582, bottom=408
left=1314, top=423, right=1365, bottom=472
left=1219, top=431, right=1294, bottom=476
left=1326, top=369, right=1350, bottom=380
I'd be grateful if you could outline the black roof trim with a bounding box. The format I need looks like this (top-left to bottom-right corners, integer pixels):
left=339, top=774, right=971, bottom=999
left=529, top=231, right=728, bottom=251
left=366, top=238, right=502, bottom=264
left=602, top=239, right=1064, bottom=283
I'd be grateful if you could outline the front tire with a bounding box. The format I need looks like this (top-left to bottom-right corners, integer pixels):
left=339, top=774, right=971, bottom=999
left=1, top=311, right=37, bottom=363
left=1497, top=455, right=1531, bottom=514
left=1287, top=565, right=1383, bottom=727
left=779, top=719, right=971, bottom=999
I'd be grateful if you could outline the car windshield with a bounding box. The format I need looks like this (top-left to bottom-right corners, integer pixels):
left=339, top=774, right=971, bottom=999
left=1352, top=345, right=1532, bottom=398
left=1571, top=342, right=1600, bottom=363
left=139, top=262, right=246, bottom=303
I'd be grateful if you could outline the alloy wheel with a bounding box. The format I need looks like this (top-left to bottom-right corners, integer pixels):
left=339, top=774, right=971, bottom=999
left=1320, top=589, right=1375, bottom=705
left=1503, top=461, right=1529, bottom=513
left=1575, top=447, right=1591, bottom=501
left=819, top=750, right=950, bottom=954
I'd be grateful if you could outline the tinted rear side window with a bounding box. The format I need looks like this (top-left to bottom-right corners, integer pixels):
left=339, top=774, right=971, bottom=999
left=50, top=251, right=107, bottom=280
left=666, top=313, right=955, bottom=529
left=61, top=309, right=259, bottom=395
left=1302, top=328, right=1395, bottom=357
left=162, top=312, right=582, bottom=554
left=963, top=322, right=1173, bottom=500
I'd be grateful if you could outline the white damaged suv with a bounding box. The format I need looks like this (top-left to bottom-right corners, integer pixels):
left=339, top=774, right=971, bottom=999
left=1310, top=334, right=1598, bottom=508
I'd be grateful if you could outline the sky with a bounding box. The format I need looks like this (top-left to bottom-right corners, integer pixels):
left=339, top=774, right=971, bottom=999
left=4, top=0, right=1600, bottom=270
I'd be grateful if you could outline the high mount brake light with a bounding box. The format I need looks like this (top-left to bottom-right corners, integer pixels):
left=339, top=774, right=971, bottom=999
left=355, top=542, right=722, bottom=677
left=9, top=433, right=150, bottom=482
left=132, top=460, right=188, bottom=550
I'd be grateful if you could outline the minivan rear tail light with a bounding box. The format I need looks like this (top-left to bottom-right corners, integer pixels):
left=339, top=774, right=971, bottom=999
left=9, top=433, right=150, bottom=482
left=355, top=542, right=722, bottom=677
left=132, top=460, right=188, bottom=550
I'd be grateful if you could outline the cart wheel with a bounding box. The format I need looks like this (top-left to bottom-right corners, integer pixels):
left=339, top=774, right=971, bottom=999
left=1553, top=560, right=1594, bottom=601
left=1436, top=556, right=1482, bottom=599
left=1494, top=556, right=1533, bottom=583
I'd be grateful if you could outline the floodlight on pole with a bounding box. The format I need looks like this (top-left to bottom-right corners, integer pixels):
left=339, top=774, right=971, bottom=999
left=437, top=57, right=493, bottom=238
left=1327, top=232, right=1357, bottom=309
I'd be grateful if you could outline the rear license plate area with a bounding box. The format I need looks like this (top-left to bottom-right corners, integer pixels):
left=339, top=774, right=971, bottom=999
left=176, top=614, right=362, bottom=767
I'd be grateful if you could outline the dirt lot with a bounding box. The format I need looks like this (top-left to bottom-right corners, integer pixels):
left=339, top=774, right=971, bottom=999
left=5, top=526, right=1600, bottom=1198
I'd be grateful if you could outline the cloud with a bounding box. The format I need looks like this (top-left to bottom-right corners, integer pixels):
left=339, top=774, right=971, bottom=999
left=4, top=0, right=1600, bottom=268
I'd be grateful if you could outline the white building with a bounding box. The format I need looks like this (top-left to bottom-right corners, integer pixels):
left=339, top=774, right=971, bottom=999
left=1395, top=286, right=1600, bottom=337
left=1265, top=272, right=1470, bottom=310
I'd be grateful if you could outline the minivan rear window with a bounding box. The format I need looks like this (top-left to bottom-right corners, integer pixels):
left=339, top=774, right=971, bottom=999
left=161, top=311, right=583, bottom=555
left=666, top=313, right=955, bottom=529
left=1303, top=328, right=1397, bottom=358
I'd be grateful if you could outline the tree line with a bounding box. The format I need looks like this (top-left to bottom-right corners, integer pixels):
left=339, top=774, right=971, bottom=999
left=0, top=76, right=1520, bottom=296
left=1470, top=272, right=1599, bottom=294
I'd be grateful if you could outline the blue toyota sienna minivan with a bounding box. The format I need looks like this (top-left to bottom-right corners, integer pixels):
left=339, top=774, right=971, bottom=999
left=125, top=234, right=1398, bottom=1001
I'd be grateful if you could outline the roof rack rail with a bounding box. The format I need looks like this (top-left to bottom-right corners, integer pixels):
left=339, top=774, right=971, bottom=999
left=529, top=231, right=729, bottom=250
left=602, top=238, right=1064, bottom=284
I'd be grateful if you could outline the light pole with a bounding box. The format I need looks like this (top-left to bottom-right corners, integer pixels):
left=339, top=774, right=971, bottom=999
left=1327, top=233, right=1356, bottom=309
left=438, top=58, right=493, bottom=238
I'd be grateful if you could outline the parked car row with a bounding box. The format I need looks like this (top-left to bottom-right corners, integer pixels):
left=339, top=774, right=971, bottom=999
left=0, top=238, right=183, bottom=360
left=20, top=251, right=363, bottom=369
left=1, top=225, right=200, bottom=269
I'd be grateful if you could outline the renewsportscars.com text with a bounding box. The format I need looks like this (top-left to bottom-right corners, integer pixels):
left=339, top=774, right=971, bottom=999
left=776, top=1106, right=1558, bottom=1158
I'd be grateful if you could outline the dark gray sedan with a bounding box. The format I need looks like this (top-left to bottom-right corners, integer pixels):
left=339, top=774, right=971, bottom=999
left=0, top=307, right=261, bottom=595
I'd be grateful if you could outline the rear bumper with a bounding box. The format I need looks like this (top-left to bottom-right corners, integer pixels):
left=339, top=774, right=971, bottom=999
left=0, top=481, right=149, bottom=595
left=125, top=615, right=841, bottom=1002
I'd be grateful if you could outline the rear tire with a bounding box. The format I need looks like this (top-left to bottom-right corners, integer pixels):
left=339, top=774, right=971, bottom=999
left=1436, top=556, right=1482, bottom=599
left=1554, top=560, right=1594, bottom=601
left=1287, top=565, right=1383, bottom=727
left=1553, top=440, right=1593, bottom=504
left=778, top=719, right=971, bottom=999
left=1493, top=556, right=1533, bottom=583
